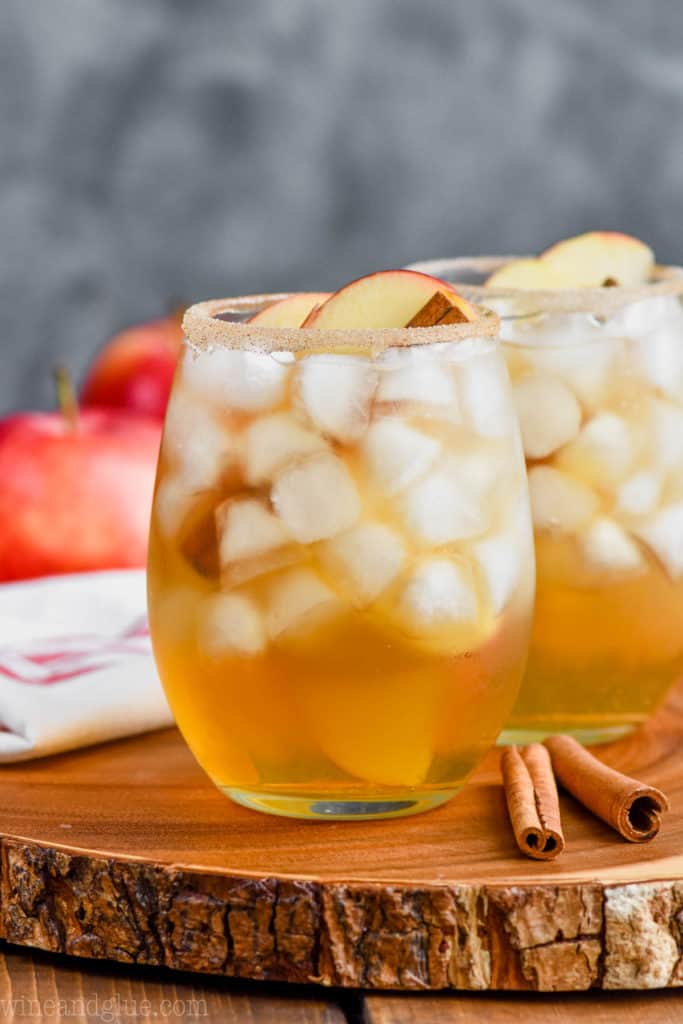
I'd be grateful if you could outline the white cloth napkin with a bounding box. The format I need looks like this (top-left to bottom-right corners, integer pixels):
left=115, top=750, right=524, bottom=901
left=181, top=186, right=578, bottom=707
left=0, top=570, right=173, bottom=761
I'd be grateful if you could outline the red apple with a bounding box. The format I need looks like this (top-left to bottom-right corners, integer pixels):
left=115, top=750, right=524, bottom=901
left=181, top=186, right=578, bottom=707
left=0, top=396, right=162, bottom=581
left=81, top=312, right=183, bottom=419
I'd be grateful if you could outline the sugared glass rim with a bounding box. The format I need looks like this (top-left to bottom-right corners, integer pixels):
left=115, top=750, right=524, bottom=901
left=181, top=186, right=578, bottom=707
left=406, top=257, right=683, bottom=316
left=182, top=293, right=500, bottom=356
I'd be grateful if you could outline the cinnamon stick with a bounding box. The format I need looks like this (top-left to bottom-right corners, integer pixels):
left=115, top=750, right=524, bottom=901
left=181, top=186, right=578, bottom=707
left=434, top=303, right=468, bottom=325
left=500, top=744, right=565, bottom=860
left=544, top=734, right=669, bottom=843
left=406, top=291, right=467, bottom=327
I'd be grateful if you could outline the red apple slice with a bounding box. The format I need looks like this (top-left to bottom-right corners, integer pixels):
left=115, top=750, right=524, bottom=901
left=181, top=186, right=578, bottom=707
left=247, top=293, right=330, bottom=327
left=541, top=231, right=655, bottom=287
left=486, top=258, right=567, bottom=289
left=302, top=270, right=477, bottom=328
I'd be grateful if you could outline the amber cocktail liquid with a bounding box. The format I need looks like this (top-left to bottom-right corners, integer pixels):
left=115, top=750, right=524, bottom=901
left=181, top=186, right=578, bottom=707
left=505, top=294, right=683, bottom=742
left=148, top=291, right=534, bottom=819
left=411, top=253, right=683, bottom=743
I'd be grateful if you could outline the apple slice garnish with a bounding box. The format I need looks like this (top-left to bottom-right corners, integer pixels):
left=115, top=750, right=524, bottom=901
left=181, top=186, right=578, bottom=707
left=247, top=293, right=330, bottom=327
left=541, top=231, right=655, bottom=287
left=302, top=270, right=476, bottom=328
left=486, top=258, right=567, bottom=289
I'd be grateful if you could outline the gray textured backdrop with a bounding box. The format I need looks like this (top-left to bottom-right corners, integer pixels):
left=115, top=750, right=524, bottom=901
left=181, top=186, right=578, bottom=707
left=2, top=0, right=683, bottom=411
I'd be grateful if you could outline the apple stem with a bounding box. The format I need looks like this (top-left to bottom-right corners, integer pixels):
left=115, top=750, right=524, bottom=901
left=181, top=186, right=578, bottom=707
left=53, top=366, right=79, bottom=431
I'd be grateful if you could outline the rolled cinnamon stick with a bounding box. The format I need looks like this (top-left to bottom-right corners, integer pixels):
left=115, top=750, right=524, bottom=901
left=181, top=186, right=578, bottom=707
left=406, top=291, right=467, bottom=327
left=500, top=744, right=565, bottom=860
left=544, top=734, right=670, bottom=842
left=522, top=743, right=565, bottom=850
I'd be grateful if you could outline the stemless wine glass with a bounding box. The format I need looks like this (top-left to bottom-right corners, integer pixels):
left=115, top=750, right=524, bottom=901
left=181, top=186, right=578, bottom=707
left=409, top=257, right=683, bottom=743
left=147, top=293, right=535, bottom=819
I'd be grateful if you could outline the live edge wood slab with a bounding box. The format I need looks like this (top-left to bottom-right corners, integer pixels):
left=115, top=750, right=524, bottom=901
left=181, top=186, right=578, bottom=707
left=1, top=685, right=683, bottom=995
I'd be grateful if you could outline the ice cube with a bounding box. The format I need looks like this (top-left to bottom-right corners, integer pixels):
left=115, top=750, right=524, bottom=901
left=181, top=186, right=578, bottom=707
left=647, top=398, right=683, bottom=472
left=512, top=372, right=582, bottom=459
left=361, top=417, right=441, bottom=495
left=520, top=337, right=619, bottom=412
left=403, top=339, right=472, bottom=362
left=154, top=482, right=220, bottom=576
left=376, top=357, right=458, bottom=408
left=473, top=503, right=533, bottom=615
left=198, top=593, right=265, bottom=657
left=609, top=296, right=683, bottom=336
left=221, top=548, right=301, bottom=587
left=557, top=412, right=637, bottom=488
left=375, top=400, right=463, bottom=428
left=614, top=471, right=662, bottom=520
left=272, top=452, right=360, bottom=542
left=401, top=451, right=499, bottom=546
left=319, top=523, right=405, bottom=606
left=265, top=568, right=340, bottom=638
left=580, top=517, right=644, bottom=574
left=216, top=498, right=290, bottom=564
left=631, top=325, right=683, bottom=402
left=399, top=559, right=479, bottom=626
left=296, top=354, right=377, bottom=442
left=183, top=347, right=289, bottom=412
left=163, top=388, right=236, bottom=489
left=632, top=501, right=683, bottom=580
left=243, top=412, right=326, bottom=485
left=457, top=350, right=514, bottom=438
left=179, top=502, right=221, bottom=579
left=528, top=466, right=599, bottom=531
left=154, top=474, right=196, bottom=538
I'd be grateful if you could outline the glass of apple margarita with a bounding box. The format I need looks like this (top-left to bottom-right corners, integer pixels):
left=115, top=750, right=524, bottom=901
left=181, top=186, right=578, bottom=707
left=410, top=238, right=683, bottom=743
left=147, top=274, right=535, bottom=819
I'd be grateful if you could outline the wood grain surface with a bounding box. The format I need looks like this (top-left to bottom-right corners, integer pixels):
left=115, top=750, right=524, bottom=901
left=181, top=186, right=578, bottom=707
left=0, top=682, right=682, bottom=991
left=0, top=943, right=681, bottom=1023
left=0, top=943, right=348, bottom=1023
left=365, top=990, right=683, bottom=1023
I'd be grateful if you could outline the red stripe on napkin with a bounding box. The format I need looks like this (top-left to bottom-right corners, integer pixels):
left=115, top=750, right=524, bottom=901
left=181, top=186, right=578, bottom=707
left=0, top=618, right=151, bottom=685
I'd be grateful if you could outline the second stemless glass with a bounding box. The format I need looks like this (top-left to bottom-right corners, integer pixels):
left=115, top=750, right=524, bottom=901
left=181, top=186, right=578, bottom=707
left=147, top=294, right=535, bottom=819
left=410, top=257, right=683, bottom=742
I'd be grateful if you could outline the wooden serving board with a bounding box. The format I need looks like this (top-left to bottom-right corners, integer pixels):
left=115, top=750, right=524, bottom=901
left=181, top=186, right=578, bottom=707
left=1, top=685, right=682, bottom=994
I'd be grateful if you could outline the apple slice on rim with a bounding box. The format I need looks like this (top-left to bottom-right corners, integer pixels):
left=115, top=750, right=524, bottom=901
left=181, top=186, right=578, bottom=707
left=486, top=258, right=567, bottom=289
left=247, top=292, right=330, bottom=327
left=301, top=270, right=477, bottom=328
left=541, top=231, right=655, bottom=287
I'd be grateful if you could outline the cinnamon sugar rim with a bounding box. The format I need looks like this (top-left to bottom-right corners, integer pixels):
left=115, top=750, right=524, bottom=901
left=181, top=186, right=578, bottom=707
left=406, top=257, right=683, bottom=316
left=182, top=294, right=500, bottom=355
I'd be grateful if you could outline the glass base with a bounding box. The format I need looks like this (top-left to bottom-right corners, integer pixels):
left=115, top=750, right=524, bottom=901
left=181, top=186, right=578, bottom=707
left=498, top=722, right=637, bottom=746
left=224, top=787, right=459, bottom=820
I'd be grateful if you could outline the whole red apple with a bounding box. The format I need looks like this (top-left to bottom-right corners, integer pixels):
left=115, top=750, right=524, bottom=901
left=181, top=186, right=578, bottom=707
left=0, top=399, right=162, bottom=582
left=81, top=312, right=183, bottom=419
